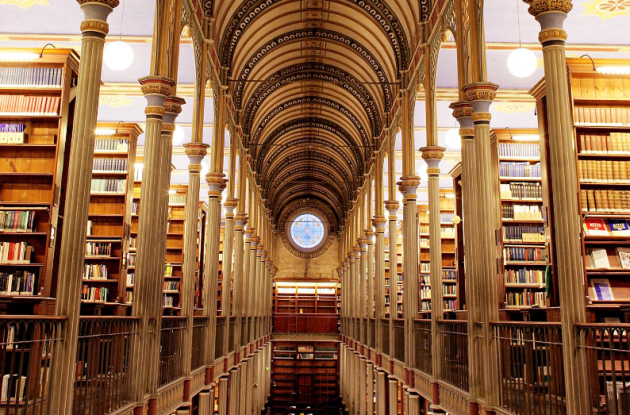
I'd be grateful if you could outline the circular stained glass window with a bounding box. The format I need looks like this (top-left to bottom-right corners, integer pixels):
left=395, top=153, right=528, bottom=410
left=290, top=213, right=325, bottom=249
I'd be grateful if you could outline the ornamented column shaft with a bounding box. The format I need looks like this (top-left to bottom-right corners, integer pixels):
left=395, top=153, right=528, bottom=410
left=181, top=143, right=208, bottom=380
left=408, top=393, right=420, bottom=415
left=227, top=368, right=239, bottom=415
left=374, top=143, right=386, bottom=355
left=421, top=147, right=445, bottom=379
left=248, top=236, right=259, bottom=344
left=376, top=370, right=387, bottom=415
left=367, top=362, right=375, bottom=415
left=204, top=78, right=227, bottom=364
left=217, top=376, right=228, bottom=415
left=386, top=124, right=400, bottom=355
left=401, top=119, right=420, bottom=374
left=450, top=102, right=483, bottom=401
left=127, top=77, right=174, bottom=406
left=222, top=138, right=238, bottom=320
left=524, top=1, right=588, bottom=412
left=462, top=83, right=501, bottom=409
left=238, top=360, right=249, bottom=414
left=359, top=237, right=368, bottom=345
left=233, top=150, right=248, bottom=353
left=359, top=357, right=367, bottom=415
left=388, top=377, right=398, bottom=415
left=50, top=1, right=118, bottom=411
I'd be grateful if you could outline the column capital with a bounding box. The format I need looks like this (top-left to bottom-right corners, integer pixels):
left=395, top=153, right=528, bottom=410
left=373, top=215, right=387, bottom=231
left=384, top=200, right=399, bottom=216
left=449, top=101, right=475, bottom=139
left=224, top=198, right=238, bottom=217
left=399, top=176, right=420, bottom=198
left=524, top=0, right=572, bottom=17
left=184, top=142, right=209, bottom=166
left=205, top=172, right=226, bottom=197
left=235, top=213, right=248, bottom=228
left=139, top=76, right=175, bottom=105
left=462, top=83, right=499, bottom=123
left=77, top=0, right=118, bottom=35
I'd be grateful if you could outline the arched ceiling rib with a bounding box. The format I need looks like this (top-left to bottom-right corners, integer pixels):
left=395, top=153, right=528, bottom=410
left=213, top=0, right=417, bottom=228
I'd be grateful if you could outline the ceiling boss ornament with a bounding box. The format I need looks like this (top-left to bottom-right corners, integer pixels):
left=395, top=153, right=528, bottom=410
left=583, top=0, right=630, bottom=19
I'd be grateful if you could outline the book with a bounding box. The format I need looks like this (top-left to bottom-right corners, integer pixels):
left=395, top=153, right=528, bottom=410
left=583, top=218, right=609, bottom=236
left=617, top=247, right=630, bottom=270
left=591, top=279, right=614, bottom=301
left=590, top=249, right=611, bottom=269
left=608, top=219, right=630, bottom=236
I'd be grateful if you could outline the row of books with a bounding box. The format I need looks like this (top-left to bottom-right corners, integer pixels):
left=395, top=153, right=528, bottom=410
left=169, top=194, right=186, bottom=204
left=134, top=168, right=142, bottom=181
left=443, top=270, right=456, bottom=280
left=504, top=247, right=547, bottom=262
left=0, top=95, right=60, bottom=114
left=0, top=123, right=25, bottom=143
left=127, top=253, right=136, bottom=267
left=502, top=225, right=545, bottom=243
left=587, top=248, right=630, bottom=270
left=81, top=286, right=109, bottom=302
left=163, top=281, right=180, bottom=291
left=90, top=178, right=126, bottom=194
left=83, top=264, right=108, bottom=280
left=126, top=272, right=134, bottom=286
left=498, top=143, right=540, bottom=158
left=131, top=203, right=138, bottom=215
left=502, top=204, right=543, bottom=221
left=505, top=290, right=546, bottom=307
left=0, top=67, right=63, bottom=87
left=0, top=374, right=27, bottom=402
left=420, top=263, right=430, bottom=272
left=440, top=213, right=454, bottom=224
left=583, top=218, right=630, bottom=236
left=499, top=162, right=542, bottom=178
left=93, top=157, right=128, bottom=173
left=443, top=285, right=456, bottom=295
left=163, top=295, right=177, bottom=307
left=505, top=268, right=546, bottom=286
left=443, top=299, right=457, bottom=310
left=500, top=182, right=543, bottom=200
left=420, top=287, right=431, bottom=300
left=578, top=159, right=630, bottom=183
left=580, top=189, right=630, bottom=213
left=94, top=138, right=129, bottom=152
left=0, top=271, right=36, bottom=295
left=126, top=291, right=133, bottom=304
left=439, top=198, right=455, bottom=210
left=85, top=242, right=112, bottom=257
left=573, top=105, right=630, bottom=126
left=0, top=242, right=33, bottom=264
left=164, top=264, right=174, bottom=276
left=0, top=210, right=36, bottom=232
left=421, top=275, right=430, bottom=285
left=579, top=133, right=630, bottom=154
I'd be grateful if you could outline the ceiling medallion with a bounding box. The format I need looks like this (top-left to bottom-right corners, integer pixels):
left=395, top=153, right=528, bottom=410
left=0, top=0, right=49, bottom=9
left=583, top=0, right=630, bottom=20
left=99, top=95, right=133, bottom=108
left=493, top=102, right=535, bottom=114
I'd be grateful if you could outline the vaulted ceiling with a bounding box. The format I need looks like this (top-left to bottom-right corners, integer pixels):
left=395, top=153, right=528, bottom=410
left=211, top=0, right=418, bottom=225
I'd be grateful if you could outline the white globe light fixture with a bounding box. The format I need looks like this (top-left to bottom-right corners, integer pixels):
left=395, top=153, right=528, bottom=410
left=445, top=128, right=461, bottom=150
left=104, top=41, right=134, bottom=71
left=173, top=125, right=185, bottom=146
left=507, top=47, right=536, bottom=78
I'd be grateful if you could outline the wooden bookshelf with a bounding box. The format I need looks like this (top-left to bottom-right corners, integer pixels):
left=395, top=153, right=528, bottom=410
left=81, top=122, right=141, bottom=315
left=384, top=226, right=402, bottom=318
left=273, top=281, right=339, bottom=315
left=163, top=186, right=186, bottom=315
left=195, top=201, right=208, bottom=313
left=270, top=340, right=339, bottom=411
left=417, top=196, right=458, bottom=313
left=449, top=163, right=467, bottom=312
left=492, top=129, right=552, bottom=313
left=532, top=58, right=630, bottom=318
left=0, top=48, right=79, bottom=314
left=216, top=226, right=224, bottom=316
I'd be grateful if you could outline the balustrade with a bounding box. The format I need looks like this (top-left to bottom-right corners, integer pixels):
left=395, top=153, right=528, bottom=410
left=381, top=319, right=390, bottom=357
left=414, top=319, right=432, bottom=376
left=191, top=316, right=208, bottom=371
left=158, top=317, right=187, bottom=388
left=392, top=319, right=404, bottom=362
left=437, top=320, right=468, bottom=392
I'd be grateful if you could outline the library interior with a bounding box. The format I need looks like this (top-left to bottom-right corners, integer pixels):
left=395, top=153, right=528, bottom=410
left=0, top=0, right=630, bottom=414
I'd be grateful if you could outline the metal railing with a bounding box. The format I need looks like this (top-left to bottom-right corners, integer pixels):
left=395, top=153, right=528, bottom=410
left=215, top=316, right=226, bottom=360
left=438, top=320, right=469, bottom=392
left=381, top=319, right=390, bottom=356
left=73, top=317, right=139, bottom=415
left=414, top=319, right=432, bottom=376
left=493, top=322, right=565, bottom=415
left=191, top=316, right=208, bottom=372
left=158, top=317, right=187, bottom=388
left=392, top=319, right=404, bottom=362
left=0, top=317, right=64, bottom=415
left=577, top=323, right=630, bottom=415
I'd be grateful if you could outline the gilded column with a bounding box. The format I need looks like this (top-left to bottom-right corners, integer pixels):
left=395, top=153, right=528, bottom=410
left=359, top=357, right=367, bottom=415
left=386, top=124, right=400, bottom=356
left=228, top=368, right=239, bottom=415
left=400, top=88, right=420, bottom=374
left=524, top=1, right=588, bottom=412
left=198, top=391, right=212, bottom=415
left=366, top=362, right=375, bottom=415
left=50, top=0, right=118, bottom=411
left=388, top=377, right=398, bottom=415
left=222, top=136, right=238, bottom=322
left=462, top=83, right=501, bottom=410
left=376, top=370, right=387, bottom=415
left=217, top=376, right=228, bottom=415
left=359, top=235, right=368, bottom=345
left=421, top=147, right=445, bottom=380
left=366, top=174, right=375, bottom=350
left=181, top=142, right=208, bottom=392
left=450, top=102, right=483, bottom=405
left=233, top=151, right=248, bottom=354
